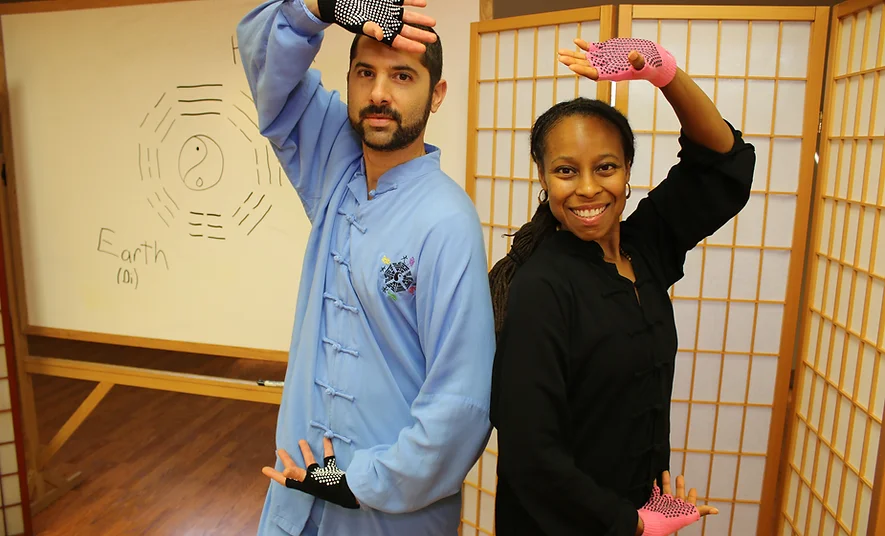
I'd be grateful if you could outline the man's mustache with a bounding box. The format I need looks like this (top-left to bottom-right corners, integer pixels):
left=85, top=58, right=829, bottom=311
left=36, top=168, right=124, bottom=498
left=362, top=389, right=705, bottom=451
left=359, top=105, right=402, bottom=123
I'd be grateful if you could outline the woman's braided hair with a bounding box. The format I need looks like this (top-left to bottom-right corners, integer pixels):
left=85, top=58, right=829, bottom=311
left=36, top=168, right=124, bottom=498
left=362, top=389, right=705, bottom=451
left=488, top=97, right=636, bottom=335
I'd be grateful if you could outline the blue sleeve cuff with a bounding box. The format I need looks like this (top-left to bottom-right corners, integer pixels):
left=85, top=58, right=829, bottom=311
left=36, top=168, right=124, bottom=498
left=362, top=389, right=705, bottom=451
left=282, top=0, right=331, bottom=37
left=343, top=398, right=492, bottom=514
left=345, top=449, right=386, bottom=510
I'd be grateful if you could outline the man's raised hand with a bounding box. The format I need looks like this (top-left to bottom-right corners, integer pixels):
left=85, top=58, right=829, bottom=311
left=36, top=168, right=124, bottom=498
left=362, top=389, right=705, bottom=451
left=316, top=0, right=438, bottom=54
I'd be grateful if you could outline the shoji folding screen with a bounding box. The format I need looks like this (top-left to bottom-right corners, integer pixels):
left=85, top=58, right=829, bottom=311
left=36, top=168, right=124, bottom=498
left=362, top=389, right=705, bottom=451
left=615, top=6, right=828, bottom=536
left=462, top=5, right=831, bottom=536
left=780, top=1, right=885, bottom=535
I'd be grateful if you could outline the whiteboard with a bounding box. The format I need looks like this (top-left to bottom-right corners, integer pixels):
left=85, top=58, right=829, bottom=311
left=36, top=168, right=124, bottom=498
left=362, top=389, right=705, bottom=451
left=1, top=0, right=340, bottom=353
left=1, top=0, right=478, bottom=354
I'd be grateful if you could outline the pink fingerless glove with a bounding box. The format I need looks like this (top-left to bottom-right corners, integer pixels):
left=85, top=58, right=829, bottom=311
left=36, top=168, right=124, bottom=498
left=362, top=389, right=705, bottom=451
left=637, top=485, right=700, bottom=536
left=584, top=38, right=678, bottom=87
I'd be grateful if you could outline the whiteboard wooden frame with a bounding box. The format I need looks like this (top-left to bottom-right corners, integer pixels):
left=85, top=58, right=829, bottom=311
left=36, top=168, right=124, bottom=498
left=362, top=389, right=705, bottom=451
left=0, top=0, right=288, bottom=516
left=0, top=0, right=294, bottom=364
left=0, top=0, right=497, bottom=365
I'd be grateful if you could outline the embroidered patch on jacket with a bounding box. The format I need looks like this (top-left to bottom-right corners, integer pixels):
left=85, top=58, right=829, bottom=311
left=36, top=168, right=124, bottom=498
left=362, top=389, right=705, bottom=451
left=380, top=255, right=416, bottom=301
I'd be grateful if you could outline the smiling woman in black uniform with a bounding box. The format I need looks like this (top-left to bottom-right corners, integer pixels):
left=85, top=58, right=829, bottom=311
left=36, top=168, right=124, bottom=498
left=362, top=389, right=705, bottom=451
left=488, top=37, right=757, bottom=536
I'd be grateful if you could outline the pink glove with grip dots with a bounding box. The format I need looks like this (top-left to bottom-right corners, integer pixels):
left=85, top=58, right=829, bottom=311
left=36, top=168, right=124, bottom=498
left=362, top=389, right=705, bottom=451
left=584, top=38, right=678, bottom=88
left=637, top=484, right=701, bottom=536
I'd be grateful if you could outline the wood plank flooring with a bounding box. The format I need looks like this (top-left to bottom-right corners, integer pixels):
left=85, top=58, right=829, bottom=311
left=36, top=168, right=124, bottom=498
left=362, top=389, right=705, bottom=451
left=27, top=337, right=287, bottom=535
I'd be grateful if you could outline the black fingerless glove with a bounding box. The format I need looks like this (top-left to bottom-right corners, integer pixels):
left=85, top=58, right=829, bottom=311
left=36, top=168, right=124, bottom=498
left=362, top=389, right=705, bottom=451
left=317, top=0, right=405, bottom=45
left=285, top=455, right=360, bottom=509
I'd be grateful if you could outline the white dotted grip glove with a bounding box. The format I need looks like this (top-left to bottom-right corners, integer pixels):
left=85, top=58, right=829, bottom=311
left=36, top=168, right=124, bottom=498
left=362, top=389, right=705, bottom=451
left=285, top=455, right=360, bottom=509
left=317, top=0, right=405, bottom=45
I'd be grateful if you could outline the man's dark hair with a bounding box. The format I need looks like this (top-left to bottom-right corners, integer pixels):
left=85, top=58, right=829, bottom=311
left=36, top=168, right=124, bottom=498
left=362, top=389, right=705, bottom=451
left=349, top=24, right=443, bottom=91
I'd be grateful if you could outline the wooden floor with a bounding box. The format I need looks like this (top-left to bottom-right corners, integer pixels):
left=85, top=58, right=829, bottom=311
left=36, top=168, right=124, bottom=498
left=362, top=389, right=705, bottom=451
left=26, top=337, right=288, bottom=535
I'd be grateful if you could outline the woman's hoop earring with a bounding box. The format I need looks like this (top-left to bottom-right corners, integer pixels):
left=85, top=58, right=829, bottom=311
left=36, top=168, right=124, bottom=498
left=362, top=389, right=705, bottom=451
left=626, top=183, right=632, bottom=199
left=538, top=189, right=549, bottom=204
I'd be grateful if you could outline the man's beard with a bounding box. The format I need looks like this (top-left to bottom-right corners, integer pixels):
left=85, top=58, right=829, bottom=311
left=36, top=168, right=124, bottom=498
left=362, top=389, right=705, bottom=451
left=350, top=100, right=432, bottom=152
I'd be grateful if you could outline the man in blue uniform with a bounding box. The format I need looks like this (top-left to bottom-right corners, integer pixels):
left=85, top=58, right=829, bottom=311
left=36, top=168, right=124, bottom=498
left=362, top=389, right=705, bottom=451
left=237, top=0, right=495, bottom=534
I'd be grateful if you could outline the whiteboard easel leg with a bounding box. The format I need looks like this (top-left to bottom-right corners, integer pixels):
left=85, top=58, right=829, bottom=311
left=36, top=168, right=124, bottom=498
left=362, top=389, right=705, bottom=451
left=30, top=468, right=84, bottom=515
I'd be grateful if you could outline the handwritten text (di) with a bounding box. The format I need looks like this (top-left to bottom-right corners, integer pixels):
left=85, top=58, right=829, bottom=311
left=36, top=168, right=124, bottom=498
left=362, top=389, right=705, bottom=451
left=96, top=227, right=169, bottom=290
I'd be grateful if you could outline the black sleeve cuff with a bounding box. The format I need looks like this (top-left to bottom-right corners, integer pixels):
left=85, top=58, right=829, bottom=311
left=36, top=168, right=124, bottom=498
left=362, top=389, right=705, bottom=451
left=316, top=0, right=336, bottom=24
left=604, top=505, right=640, bottom=536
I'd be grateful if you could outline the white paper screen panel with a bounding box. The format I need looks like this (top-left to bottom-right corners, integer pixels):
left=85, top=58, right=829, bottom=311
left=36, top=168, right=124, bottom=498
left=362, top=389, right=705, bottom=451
left=617, top=7, right=822, bottom=536
left=0, top=292, right=26, bottom=534
left=462, top=8, right=614, bottom=535
left=0, top=345, right=25, bottom=536
left=781, top=2, right=885, bottom=535
left=471, top=16, right=610, bottom=270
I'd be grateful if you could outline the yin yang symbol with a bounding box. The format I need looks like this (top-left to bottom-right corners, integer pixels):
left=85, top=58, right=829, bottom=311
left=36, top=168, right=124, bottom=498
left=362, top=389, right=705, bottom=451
left=178, top=135, right=224, bottom=191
